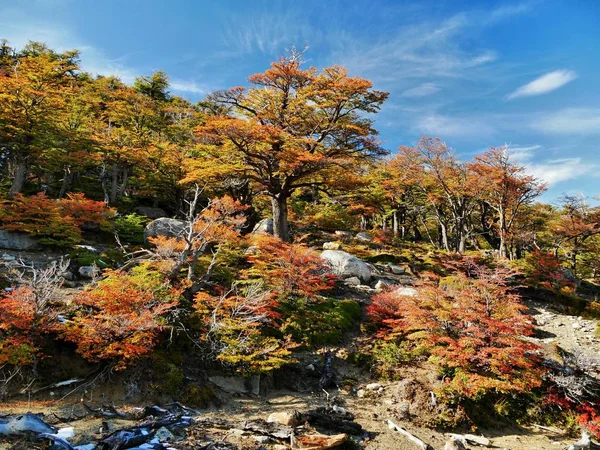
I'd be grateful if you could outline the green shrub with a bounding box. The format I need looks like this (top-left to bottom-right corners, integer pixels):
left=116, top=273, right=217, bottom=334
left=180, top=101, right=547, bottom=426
left=278, top=298, right=361, bottom=347
left=371, top=341, right=415, bottom=379
left=114, top=213, right=147, bottom=244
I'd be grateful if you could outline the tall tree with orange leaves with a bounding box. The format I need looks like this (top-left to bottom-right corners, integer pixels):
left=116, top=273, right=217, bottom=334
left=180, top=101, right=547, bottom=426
left=195, top=51, right=388, bottom=241
left=0, top=42, right=80, bottom=193
left=470, top=147, right=546, bottom=258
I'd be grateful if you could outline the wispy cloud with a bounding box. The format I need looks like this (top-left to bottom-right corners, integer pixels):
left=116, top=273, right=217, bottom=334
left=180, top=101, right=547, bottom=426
left=507, top=69, right=577, bottom=100
left=506, top=144, right=542, bottom=162
left=505, top=143, right=594, bottom=185
left=526, top=158, right=592, bottom=185
left=170, top=80, right=209, bottom=95
left=415, top=114, right=495, bottom=138
left=401, top=83, right=440, bottom=98
left=532, top=108, right=600, bottom=134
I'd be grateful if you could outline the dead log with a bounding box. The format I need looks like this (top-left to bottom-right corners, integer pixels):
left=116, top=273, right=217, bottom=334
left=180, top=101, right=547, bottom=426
left=444, top=437, right=466, bottom=450
left=0, top=413, right=56, bottom=436
left=298, top=408, right=362, bottom=435
left=387, top=419, right=433, bottom=450
left=243, top=419, right=294, bottom=439
left=38, top=433, right=75, bottom=450
left=445, top=432, right=491, bottom=447
left=568, top=431, right=592, bottom=450
left=292, top=433, right=347, bottom=449
left=99, top=428, right=151, bottom=450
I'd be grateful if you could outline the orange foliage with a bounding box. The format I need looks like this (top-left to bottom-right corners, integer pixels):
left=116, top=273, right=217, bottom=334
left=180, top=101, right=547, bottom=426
left=0, top=192, right=114, bottom=246
left=62, top=266, right=180, bottom=370
left=368, top=265, right=544, bottom=399
left=0, top=286, right=57, bottom=365
left=525, top=250, right=576, bottom=293
left=59, top=192, right=114, bottom=228
left=243, top=235, right=335, bottom=298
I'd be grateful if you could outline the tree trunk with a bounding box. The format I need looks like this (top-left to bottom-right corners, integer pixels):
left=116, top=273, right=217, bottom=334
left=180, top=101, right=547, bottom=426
left=10, top=160, right=28, bottom=194
left=439, top=223, right=450, bottom=252
left=498, top=208, right=508, bottom=258
left=392, top=210, right=400, bottom=236
left=110, top=163, right=119, bottom=204
left=58, top=168, right=74, bottom=199
left=271, top=195, right=290, bottom=242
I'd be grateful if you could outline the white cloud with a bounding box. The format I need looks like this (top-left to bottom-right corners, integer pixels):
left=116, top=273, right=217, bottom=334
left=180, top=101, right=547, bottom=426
left=416, top=114, right=495, bottom=137
left=526, top=158, right=592, bottom=185
left=532, top=108, right=600, bottom=135
left=170, top=80, right=207, bottom=95
left=506, top=144, right=542, bottom=162
left=507, top=69, right=577, bottom=100
left=401, top=83, right=440, bottom=98
left=504, top=144, right=594, bottom=186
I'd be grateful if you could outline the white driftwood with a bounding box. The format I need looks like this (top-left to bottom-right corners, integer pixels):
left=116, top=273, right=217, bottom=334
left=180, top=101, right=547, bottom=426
left=567, top=431, right=591, bottom=450
left=387, top=419, right=432, bottom=450
left=446, top=432, right=491, bottom=447
left=444, top=437, right=466, bottom=450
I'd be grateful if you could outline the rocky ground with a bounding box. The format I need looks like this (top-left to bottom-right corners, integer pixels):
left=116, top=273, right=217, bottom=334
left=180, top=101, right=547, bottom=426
left=1, top=240, right=599, bottom=449
left=1, top=295, right=598, bottom=450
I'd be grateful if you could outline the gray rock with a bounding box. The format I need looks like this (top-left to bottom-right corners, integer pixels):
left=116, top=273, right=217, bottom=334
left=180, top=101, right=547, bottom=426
left=1, top=253, right=16, bottom=261
left=388, top=264, right=406, bottom=275
left=396, top=287, right=418, bottom=297
left=355, top=232, right=373, bottom=242
left=344, top=276, right=361, bottom=286
left=366, top=383, right=382, bottom=391
left=334, top=230, right=352, bottom=237
left=144, top=218, right=187, bottom=242
left=320, top=250, right=372, bottom=282
left=252, top=218, right=273, bottom=235
left=78, top=266, right=100, bottom=279
left=373, top=279, right=397, bottom=290
left=154, top=426, right=175, bottom=442
left=0, top=230, right=38, bottom=250
left=323, top=241, right=342, bottom=250
left=134, top=206, right=167, bottom=219
left=209, top=374, right=261, bottom=395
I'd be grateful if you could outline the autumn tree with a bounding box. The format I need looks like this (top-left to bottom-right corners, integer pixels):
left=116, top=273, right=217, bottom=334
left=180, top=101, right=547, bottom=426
left=470, top=147, right=546, bottom=258
left=0, top=259, right=68, bottom=368
left=0, top=41, right=79, bottom=193
left=550, top=194, right=600, bottom=277
left=195, top=52, right=388, bottom=241
left=368, top=264, right=544, bottom=403
left=63, top=264, right=180, bottom=370
left=389, top=139, right=482, bottom=252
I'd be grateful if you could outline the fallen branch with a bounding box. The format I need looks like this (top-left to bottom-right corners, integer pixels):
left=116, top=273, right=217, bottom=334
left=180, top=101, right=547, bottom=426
left=291, top=433, right=347, bottom=449
left=445, top=432, right=491, bottom=447
left=387, top=419, right=433, bottom=450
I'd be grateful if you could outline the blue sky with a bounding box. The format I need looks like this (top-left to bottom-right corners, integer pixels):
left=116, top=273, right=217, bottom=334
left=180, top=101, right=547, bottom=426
left=2, top=0, right=599, bottom=202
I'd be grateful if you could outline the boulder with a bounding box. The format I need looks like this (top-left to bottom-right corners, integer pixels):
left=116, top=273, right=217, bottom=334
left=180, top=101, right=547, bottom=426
left=344, top=276, right=361, bottom=286
left=209, top=374, right=261, bottom=395
left=267, top=412, right=299, bottom=427
left=0, top=230, right=38, bottom=250
left=388, top=264, right=407, bottom=275
left=373, top=279, right=397, bottom=290
left=134, top=206, right=167, bottom=219
left=396, top=286, right=418, bottom=297
left=320, top=250, right=371, bottom=282
left=355, top=232, right=373, bottom=242
left=78, top=266, right=100, bottom=279
left=334, top=230, right=352, bottom=237
left=144, top=218, right=187, bottom=242
left=252, top=218, right=274, bottom=235
left=323, top=241, right=342, bottom=250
